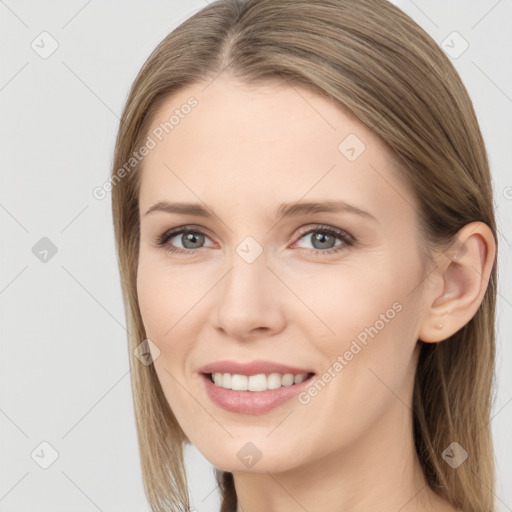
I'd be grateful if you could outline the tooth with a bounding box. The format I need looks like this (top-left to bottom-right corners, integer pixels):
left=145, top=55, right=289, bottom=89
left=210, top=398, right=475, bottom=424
left=223, top=373, right=232, bottom=389
left=281, top=373, right=294, bottom=386
left=267, top=373, right=282, bottom=390
left=294, top=373, right=307, bottom=384
left=248, top=374, right=267, bottom=392
left=213, top=373, right=223, bottom=386
left=231, top=374, right=248, bottom=391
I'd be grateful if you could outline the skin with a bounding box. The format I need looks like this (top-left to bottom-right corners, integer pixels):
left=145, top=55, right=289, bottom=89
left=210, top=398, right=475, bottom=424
left=136, top=75, right=496, bottom=512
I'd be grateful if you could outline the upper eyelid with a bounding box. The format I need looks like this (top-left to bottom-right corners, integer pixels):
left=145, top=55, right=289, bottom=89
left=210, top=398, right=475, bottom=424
left=163, top=225, right=215, bottom=243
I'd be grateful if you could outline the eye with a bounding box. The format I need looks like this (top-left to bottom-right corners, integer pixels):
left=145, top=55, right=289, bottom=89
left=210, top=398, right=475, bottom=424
left=154, top=224, right=355, bottom=256
left=155, top=226, right=215, bottom=254
left=292, top=225, right=355, bottom=255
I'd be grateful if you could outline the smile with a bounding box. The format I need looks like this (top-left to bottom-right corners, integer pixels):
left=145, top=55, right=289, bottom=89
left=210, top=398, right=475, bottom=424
left=201, top=372, right=316, bottom=415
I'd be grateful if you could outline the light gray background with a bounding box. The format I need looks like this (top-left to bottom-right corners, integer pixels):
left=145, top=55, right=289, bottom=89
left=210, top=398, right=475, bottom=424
left=0, top=1, right=510, bottom=510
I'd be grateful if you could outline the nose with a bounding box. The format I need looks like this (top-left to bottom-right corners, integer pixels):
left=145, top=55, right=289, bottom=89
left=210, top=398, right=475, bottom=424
left=213, top=253, right=286, bottom=340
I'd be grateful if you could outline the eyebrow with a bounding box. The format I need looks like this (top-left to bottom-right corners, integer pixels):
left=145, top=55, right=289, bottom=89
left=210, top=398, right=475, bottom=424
left=144, top=200, right=376, bottom=222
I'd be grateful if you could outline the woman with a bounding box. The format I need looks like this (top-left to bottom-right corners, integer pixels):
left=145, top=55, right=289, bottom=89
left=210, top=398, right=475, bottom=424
left=111, top=0, right=498, bottom=510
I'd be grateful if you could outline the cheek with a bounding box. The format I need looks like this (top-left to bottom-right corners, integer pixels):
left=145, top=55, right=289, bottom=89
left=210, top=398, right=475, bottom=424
left=136, top=263, right=169, bottom=339
left=136, top=260, right=202, bottom=418
left=289, top=257, right=419, bottom=408
left=136, top=254, right=208, bottom=340
left=281, top=257, right=403, bottom=339
left=135, top=255, right=218, bottom=399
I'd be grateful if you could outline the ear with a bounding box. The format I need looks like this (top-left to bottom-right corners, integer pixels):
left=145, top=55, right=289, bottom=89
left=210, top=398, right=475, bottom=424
left=418, top=221, right=496, bottom=343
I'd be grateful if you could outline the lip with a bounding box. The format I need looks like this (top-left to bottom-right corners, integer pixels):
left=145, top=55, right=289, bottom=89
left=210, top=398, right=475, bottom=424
left=200, top=372, right=316, bottom=415
left=198, top=359, right=315, bottom=376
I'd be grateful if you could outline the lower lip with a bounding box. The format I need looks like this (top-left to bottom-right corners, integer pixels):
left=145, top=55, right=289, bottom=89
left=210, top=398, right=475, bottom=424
left=200, top=373, right=315, bottom=415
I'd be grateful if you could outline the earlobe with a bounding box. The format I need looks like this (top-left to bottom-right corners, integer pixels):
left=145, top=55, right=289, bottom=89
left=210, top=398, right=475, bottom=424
left=418, top=222, right=496, bottom=344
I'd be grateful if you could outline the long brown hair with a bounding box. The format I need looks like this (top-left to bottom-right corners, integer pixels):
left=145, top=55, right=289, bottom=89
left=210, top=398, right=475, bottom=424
left=110, top=1, right=498, bottom=510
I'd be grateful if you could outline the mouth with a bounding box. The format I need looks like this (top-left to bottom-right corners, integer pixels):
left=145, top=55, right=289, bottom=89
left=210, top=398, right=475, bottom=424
left=200, top=371, right=317, bottom=415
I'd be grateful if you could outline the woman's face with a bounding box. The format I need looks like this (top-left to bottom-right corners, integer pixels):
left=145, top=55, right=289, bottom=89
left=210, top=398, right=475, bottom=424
left=136, top=76, right=431, bottom=472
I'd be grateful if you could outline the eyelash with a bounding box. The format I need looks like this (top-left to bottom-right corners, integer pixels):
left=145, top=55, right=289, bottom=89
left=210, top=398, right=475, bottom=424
left=154, top=224, right=355, bottom=257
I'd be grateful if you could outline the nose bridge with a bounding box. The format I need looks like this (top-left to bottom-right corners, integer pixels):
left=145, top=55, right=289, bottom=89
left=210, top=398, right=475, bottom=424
left=221, top=228, right=270, bottom=296
left=221, top=245, right=270, bottom=309
left=214, top=239, right=284, bottom=336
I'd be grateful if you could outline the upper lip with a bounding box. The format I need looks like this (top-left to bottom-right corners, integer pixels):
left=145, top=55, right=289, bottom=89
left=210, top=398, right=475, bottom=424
left=199, top=359, right=315, bottom=376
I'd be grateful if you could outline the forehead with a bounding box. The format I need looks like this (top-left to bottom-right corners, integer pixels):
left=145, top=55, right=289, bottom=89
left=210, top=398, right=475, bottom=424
left=138, top=76, right=414, bottom=223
